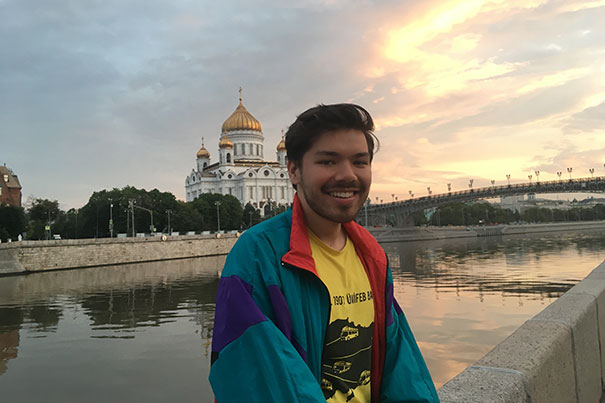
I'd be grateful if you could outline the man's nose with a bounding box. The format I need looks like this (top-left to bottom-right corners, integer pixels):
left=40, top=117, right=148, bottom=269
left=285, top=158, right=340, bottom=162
left=335, top=161, right=357, bottom=182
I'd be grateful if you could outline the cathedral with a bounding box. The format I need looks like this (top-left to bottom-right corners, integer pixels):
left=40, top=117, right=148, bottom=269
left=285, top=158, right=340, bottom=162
left=185, top=93, right=294, bottom=216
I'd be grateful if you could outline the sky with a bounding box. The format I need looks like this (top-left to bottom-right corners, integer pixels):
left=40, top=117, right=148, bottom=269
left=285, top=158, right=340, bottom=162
left=2, top=0, right=605, bottom=209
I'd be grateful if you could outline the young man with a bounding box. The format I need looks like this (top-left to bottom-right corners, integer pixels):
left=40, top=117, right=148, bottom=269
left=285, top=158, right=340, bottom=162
left=209, top=104, right=438, bottom=402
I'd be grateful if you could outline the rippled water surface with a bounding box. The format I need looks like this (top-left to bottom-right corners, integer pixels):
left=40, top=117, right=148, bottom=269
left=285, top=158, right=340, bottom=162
left=1, top=229, right=604, bottom=401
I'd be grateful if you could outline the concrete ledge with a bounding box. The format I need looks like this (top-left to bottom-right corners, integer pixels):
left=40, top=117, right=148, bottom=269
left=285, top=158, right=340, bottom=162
left=438, top=366, right=529, bottom=403
left=0, top=234, right=239, bottom=275
left=438, top=259, right=605, bottom=403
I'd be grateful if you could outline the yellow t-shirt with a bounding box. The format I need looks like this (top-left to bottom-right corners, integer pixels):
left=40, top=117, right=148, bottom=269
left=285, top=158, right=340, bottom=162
left=308, top=230, right=374, bottom=403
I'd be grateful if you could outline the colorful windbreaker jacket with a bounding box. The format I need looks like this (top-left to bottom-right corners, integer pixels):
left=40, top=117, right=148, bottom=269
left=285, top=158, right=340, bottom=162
left=209, top=195, right=439, bottom=402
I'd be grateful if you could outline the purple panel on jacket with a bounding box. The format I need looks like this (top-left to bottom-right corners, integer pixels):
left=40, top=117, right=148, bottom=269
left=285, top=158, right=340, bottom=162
left=386, top=282, right=394, bottom=326
left=212, top=275, right=267, bottom=353
left=268, top=284, right=307, bottom=363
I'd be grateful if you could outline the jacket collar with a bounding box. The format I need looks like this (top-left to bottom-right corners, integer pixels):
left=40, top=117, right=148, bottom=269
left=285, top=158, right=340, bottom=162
left=281, top=193, right=387, bottom=275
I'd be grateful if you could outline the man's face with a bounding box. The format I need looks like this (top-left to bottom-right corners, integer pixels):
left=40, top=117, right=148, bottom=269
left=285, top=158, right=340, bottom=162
left=288, top=129, right=372, bottom=224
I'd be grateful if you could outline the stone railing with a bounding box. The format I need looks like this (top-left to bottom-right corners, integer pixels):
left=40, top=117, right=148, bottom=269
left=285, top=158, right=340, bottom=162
left=438, top=260, right=605, bottom=402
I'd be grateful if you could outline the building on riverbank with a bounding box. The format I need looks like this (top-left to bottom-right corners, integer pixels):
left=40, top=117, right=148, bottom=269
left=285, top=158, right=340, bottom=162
left=184, top=91, right=293, bottom=216
left=0, top=164, right=22, bottom=207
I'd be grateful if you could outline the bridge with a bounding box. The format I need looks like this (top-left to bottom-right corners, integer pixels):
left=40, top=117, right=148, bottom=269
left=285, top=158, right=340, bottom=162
left=359, top=176, right=605, bottom=227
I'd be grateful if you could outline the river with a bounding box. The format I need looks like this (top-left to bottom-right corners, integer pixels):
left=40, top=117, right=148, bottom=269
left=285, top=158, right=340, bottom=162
left=0, top=229, right=604, bottom=402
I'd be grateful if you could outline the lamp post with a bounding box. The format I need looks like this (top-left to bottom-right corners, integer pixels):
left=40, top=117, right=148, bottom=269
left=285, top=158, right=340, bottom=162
left=567, top=167, right=573, bottom=180
left=506, top=174, right=511, bottom=186
left=468, top=179, right=474, bottom=189
left=490, top=180, right=495, bottom=187
left=166, top=209, right=172, bottom=234
left=557, top=171, right=562, bottom=181
left=589, top=168, right=595, bottom=178
left=427, top=187, right=432, bottom=195
left=108, top=198, right=114, bottom=238
left=528, top=174, right=532, bottom=184
left=215, top=201, right=221, bottom=232
left=391, top=193, right=395, bottom=201
left=447, top=183, right=451, bottom=193
left=535, top=170, right=540, bottom=183
left=408, top=190, right=413, bottom=199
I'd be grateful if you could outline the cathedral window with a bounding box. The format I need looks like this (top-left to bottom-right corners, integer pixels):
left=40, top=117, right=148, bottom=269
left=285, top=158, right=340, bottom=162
left=203, top=162, right=208, bottom=168
left=264, top=170, right=270, bottom=176
left=249, top=144, right=253, bottom=154
left=281, top=187, right=285, bottom=199
left=248, top=172, right=253, bottom=178
left=249, top=186, right=254, bottom=199
left=256, top=144, right=259, bottom=155
left=227, top=153, right=231, bottom=163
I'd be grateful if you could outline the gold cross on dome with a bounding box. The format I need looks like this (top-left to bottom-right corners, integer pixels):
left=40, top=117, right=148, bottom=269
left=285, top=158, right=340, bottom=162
left=239, top=87, right=243, bottom=102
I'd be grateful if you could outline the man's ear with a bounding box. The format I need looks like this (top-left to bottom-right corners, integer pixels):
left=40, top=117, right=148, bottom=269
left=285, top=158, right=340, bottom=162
left=287, top=160, right=300, bottom=186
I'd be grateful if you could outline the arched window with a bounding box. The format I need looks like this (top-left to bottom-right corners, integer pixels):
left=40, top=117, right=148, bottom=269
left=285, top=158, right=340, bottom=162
left=203, top=162, right=208, bottom=168
left=227, top=153, right=231, bottom=163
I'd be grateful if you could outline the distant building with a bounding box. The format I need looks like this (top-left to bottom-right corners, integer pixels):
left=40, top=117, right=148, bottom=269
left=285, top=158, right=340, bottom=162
left=185, top=92, right=293, bottom=216
left=0, top=164, right=22, bottom=207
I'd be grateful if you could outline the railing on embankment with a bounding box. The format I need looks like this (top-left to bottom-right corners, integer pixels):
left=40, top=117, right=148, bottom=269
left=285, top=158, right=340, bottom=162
left=0, top=234, right=238, bottom=275
left=438, top=260, right=605, bottom=403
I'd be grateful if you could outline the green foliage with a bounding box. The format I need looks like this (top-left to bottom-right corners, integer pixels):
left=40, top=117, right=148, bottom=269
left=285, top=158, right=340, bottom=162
left=190, top=193, right=243, bottom=231
left=242, top=203, right=262, bottom=228
left=26, top=198, right=63, bottom=240
left=431, top=202, right=518, bottom=226
left=0, top=205, right=26, bottom=241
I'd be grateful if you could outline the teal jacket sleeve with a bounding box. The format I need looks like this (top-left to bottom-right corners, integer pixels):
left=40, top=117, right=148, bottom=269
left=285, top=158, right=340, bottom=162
left=209, top=233, right=326, bottom=403
left=380, top=270, right=440, bottom=402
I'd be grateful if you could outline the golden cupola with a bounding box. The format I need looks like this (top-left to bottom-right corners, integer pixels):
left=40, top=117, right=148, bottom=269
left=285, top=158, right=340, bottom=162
left=196, top=143, right=210, bottom=158
left=218, top=135, right=234, bottom=149
left=276, top=135, right=286, bottom=151
left=221, top=98, right=262, bottom=133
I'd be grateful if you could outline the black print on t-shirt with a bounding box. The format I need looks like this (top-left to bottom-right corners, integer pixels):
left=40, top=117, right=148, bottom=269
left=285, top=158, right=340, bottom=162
left=332, top=290, right=373, bottom=306
left=320, top=318, right=374, bottom=400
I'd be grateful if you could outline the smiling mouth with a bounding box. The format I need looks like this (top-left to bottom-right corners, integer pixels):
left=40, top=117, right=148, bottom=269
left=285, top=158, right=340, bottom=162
left=328, top=191, right=356, bottom=199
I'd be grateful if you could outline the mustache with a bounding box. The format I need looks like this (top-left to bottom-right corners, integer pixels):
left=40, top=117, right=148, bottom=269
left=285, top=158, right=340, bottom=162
left=322, top=180, right=363, bottom=192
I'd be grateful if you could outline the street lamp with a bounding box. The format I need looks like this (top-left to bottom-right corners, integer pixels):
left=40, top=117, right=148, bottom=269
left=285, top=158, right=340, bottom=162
left=468, top=179, right=474, bottom=189
left=557, top=171, right=562, bottom=181
left=567, top=167, right=573, bottom=180
left=215, top=201, right=221, bottom=232
left=108, top=198, right=114, bottom=238
left=506, top=174, right=511, bottom=186
left=408, top=190, right=413, bottom=199
left=447, top=183, right=451, bottom=193
left=166, top=209, right=172, bottom=234
left=589, top=168, right=595, bottom=178
left=528, top=174, right=532, bottom=184
left=391, top=193, right=395, bottom=201
left=534, top=170, right=540, bottom=183
left=427, top=187, right=432, bottom=195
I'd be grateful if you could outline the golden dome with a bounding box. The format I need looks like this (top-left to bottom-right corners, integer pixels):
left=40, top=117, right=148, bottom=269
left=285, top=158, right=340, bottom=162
left=196, top=144, right=210, bottom=158
left=221, top=101, right=262, bottom=133
left=276, top=136, right=286, bottom=151
left=219, top=135, right=234, bottom=149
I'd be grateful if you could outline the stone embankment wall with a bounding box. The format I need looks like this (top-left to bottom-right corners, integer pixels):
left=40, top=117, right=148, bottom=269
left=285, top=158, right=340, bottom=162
left=438, top=260, right=605, bottom=403
left=0, top=234, right=238, bottom=275
left=371, top=220, right=605, bottom=243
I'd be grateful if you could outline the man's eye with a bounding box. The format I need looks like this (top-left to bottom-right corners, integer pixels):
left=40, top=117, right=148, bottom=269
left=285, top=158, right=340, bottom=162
left=354, top=160, right=369, bottom=166
left=318, top=160, right=335, bottom=165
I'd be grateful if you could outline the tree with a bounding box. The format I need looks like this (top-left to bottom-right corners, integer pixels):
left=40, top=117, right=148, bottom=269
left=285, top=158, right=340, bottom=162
left=190, top=193, right=243, bottom=231
left=26, top=198, right=63, bottom=240
left=242, top=203, right=262, bottom=228
left=0, top=205, right=26, bottom=241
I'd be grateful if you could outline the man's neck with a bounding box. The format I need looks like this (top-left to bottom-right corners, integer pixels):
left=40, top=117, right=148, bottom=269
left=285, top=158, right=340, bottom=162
left=298, top=197, right=347, bottom=251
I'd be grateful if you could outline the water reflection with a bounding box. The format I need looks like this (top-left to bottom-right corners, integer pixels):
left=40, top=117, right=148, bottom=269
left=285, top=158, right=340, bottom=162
left=382, top=229, right=605, bottom=387
left=0, top=256, right=223, bottom=403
